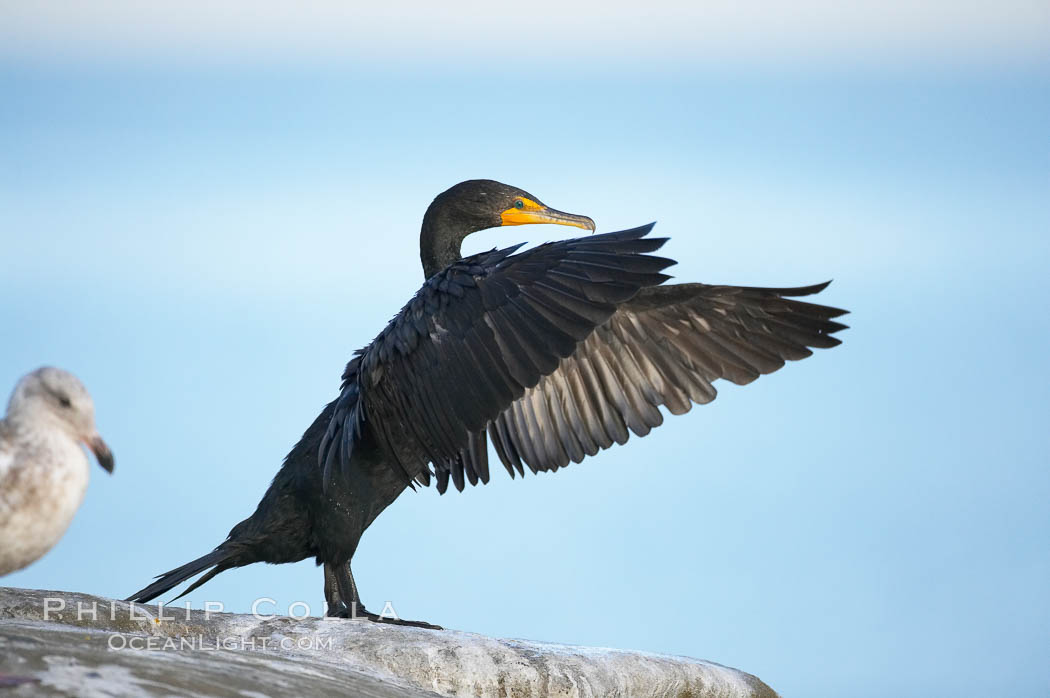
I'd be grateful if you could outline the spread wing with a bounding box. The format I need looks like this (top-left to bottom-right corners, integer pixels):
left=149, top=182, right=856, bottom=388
left=431, top=281, right=848, bottom=492
left=319, top=224, right=675, bottom=489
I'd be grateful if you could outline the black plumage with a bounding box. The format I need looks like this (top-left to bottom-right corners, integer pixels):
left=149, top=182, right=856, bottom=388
left=126, top=179, right=847, bottom=627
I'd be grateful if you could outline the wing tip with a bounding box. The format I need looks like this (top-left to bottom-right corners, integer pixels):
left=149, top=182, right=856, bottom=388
left=773, top=280, right=850, bottom=319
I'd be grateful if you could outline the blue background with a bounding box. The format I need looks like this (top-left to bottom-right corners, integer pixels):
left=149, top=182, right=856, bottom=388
left=2, top=10, right=1048, bottom=697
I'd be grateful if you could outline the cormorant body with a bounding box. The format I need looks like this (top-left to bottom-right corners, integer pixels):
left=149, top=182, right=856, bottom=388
left=127, top=180, right=847, bottom=627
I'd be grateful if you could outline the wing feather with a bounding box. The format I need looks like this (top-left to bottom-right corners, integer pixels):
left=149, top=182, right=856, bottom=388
left=321, top=223, right=846, bottom=495
left=442, top=281, right=847, bottom=486
left=320, top=225, right=674, bottom=491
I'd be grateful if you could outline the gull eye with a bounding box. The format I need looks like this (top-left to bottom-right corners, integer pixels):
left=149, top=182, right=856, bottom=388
left=58, top=395, right=72, bottom=409
left=514, top=200, right=524, bottom=209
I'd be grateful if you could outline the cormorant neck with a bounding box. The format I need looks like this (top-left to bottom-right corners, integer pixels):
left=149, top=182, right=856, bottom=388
left=420, top=208, right=479, bottom=280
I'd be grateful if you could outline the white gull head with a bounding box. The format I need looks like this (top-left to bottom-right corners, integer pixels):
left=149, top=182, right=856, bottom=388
left=6, top=367, right=113, bottom=473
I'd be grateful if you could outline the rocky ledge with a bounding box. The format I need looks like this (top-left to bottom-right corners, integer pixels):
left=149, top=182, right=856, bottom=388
left=0, top=587, right=777, bottom=697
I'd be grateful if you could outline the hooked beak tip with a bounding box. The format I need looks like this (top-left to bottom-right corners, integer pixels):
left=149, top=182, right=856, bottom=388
left=88, top=435, right=115, bottom=474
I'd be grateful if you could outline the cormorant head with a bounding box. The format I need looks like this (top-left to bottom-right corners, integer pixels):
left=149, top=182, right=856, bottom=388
left=420, top=180, right=595, bottom=277
left=424, top=179, right=595, bottom=237
left=6, top=367, right=115, bottom=474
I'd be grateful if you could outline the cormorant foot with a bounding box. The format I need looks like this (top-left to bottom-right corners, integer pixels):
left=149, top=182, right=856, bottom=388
left=325, top=602, right=442, bottom=630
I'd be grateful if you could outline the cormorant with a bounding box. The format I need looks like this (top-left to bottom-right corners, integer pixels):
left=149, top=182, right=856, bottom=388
left=127, top=180, right=846, bottom=627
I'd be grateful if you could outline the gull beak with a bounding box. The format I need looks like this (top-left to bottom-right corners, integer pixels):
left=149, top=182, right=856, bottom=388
left=87, top=434, right=115, bottom=474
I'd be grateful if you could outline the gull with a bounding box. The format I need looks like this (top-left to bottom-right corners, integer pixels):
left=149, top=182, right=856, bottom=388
left=0, top=367, right=114, bottom=578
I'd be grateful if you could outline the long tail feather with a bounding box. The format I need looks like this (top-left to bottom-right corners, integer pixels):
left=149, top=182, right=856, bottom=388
left=125, top=548, right=233, bottom=603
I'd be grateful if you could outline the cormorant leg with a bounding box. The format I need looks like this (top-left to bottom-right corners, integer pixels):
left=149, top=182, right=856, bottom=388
left=323, top=561, right=441, bottom=630
left=323, top=562, right=345, bottom=617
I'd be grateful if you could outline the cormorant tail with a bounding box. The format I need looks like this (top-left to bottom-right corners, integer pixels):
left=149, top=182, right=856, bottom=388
left=125, top=547, right=235, bottom=603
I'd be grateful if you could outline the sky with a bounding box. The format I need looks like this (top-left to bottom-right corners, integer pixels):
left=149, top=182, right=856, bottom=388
left=1, top=3, right=1048, bottom=698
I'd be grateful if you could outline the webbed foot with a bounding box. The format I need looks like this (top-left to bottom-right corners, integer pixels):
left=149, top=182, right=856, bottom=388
left=326, top=601, right=442, bottom=630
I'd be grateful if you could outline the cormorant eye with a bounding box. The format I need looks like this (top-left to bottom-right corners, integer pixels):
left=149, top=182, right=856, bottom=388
left=514, top=200, right=524, bottom=209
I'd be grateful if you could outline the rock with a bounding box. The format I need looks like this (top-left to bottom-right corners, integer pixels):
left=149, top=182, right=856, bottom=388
left=0, top=587, right=778, bottom=697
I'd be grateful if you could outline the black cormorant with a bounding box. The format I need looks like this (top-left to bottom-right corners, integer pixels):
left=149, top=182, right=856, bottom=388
left=127, top=180, right=847, bottom=627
